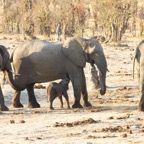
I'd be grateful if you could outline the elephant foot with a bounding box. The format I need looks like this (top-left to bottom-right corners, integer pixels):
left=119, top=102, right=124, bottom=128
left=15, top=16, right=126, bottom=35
left=72, top=102, right=83, bottom=109
left=12, top=102, right=23, bottom=108
left=50, top=107, right=54, bottom=110
left=28, top=101, right=40, bottom=108
left=100, top=89, right=106, bottom=95
left=138, top=105, right=144, bottom=112
left=67, top=106, right=71, bottom=109
left=0, top=105, right=9, bottom=111
left=83, top=101, right=92, bottom=107
left=60, top=105, right=63, bottom=109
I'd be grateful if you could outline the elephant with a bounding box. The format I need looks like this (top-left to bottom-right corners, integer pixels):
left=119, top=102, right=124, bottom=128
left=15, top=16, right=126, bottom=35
left=133, top=40, right=144, bottom=111
left=47, top=78, right=70, bottom=110
left=0, top=45, right=13, bottom=111
left=6, top=37, right=107, bottom=108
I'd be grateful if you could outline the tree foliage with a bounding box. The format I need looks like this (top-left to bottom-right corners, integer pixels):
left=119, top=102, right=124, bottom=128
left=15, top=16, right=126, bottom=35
left=0, top=0, right=143, bottom=42
left=91, top=0, right=131, bottom=42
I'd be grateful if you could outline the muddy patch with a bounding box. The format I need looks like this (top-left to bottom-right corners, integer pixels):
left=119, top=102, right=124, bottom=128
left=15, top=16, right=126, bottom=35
left=53, top=118, right=100, bottom=127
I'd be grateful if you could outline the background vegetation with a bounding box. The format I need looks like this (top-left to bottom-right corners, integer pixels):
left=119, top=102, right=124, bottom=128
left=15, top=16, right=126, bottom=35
left=0, top=0, right=144, bottom=42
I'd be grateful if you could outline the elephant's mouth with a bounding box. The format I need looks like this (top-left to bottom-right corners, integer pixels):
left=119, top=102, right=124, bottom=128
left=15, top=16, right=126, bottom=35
left=0, top=66, right=5, bottom=71
left=90, top=60, right=95, bottom=67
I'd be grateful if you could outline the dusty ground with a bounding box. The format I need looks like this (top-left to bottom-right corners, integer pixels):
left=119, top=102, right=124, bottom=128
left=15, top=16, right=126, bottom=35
left=0, top=34, right=144, bottom=144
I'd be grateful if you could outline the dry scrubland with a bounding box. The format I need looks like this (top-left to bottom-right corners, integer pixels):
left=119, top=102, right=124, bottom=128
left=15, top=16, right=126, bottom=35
left=0, top=34, right=144, bottom=144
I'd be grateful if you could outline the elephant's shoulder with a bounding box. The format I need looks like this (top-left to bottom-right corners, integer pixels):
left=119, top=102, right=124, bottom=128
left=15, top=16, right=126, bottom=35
left=63, top=37, right=80, bottom=48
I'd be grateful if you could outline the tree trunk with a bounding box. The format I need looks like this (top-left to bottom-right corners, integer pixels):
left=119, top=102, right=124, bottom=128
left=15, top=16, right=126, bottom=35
left=140, top=20, right=144, bottom=36
left=62, top=24, right=66, bottom=40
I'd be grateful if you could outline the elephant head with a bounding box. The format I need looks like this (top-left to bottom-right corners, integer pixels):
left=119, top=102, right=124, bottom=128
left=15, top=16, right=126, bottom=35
left=0, top=45, right=24, bottom=91
left=0, top=45, right=10, bottom=71
left=62, top=37, right=107, bottom=95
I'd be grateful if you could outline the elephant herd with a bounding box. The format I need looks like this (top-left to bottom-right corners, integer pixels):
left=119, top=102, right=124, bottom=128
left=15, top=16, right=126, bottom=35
left=0, top=37, right=143, bottom=112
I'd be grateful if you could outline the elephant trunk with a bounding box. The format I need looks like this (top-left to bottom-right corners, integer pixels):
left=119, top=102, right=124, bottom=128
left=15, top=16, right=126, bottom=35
left=93, top=54, right=107, bottom=95
left=5, top=63, right=25, bottom=91
left=99, top=74, right=106, bottom=95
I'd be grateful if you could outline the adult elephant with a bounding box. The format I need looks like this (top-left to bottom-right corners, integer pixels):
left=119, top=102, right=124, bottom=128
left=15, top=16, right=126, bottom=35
left=0, top=45, right=13, bottom=111
left=6, top=37, right=107, bottom=108
left=134, top=40, right=144, bottom=111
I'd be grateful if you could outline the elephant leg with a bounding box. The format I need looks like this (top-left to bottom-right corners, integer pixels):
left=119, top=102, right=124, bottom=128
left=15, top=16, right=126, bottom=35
left=135, top=58, right=140, bottom=83
left=49, top=89, right=57, bottom=110
left=71, top=75, right=83, bottom=108
left=49, top=99, right=54, bottom=110
left=59, top=95, right=63, bottom=108
left=67, top=66, right=83, bottom=108
left=138, top=65, right=144, bottom=111
left=12, top=90, right=23, bottom=108
left=0, top=86, right=9, bottom=111
left=49, top=92, right=56, bottom=110
left=63, top=92, right=70, bottom=109
left=81, top=70, right=92, bottom=107
left=27, top=84, right=40, bottom=108
left=139, top=85, right=144, bottom=111
left=72, top=81, right=83, bottom=108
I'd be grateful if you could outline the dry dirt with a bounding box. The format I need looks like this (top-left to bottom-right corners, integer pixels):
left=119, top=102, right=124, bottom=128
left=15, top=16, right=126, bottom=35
left=0, top=34, right=144, bottom=144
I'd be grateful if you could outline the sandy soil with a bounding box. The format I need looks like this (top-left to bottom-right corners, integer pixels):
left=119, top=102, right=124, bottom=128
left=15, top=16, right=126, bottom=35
left=0, top=34, right=144, bottom=144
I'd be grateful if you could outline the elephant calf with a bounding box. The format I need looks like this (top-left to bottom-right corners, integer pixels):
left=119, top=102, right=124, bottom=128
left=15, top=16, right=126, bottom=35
left=47, top=78, right=70, bottom=110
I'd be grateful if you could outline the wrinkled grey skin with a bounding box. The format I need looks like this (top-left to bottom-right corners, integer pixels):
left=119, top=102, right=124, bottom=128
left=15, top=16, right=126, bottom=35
left=47, top=78, right=70, bottom=110
left=1, top=71, right=7, bottom=86
left=0, top=45, right=12, bottom=111
left=7, top=37, right=107, bottom=108
left=134, top=40, right=144, bottom=111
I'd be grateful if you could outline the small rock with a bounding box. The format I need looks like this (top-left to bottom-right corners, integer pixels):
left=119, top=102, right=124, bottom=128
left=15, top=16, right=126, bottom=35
left=138, top=129, right=144, bottom=133
left=127, top=130, right=132, bottom=134
left=10, top=120, right=15, bottom=124
left=108, top=116, right=114, bottom=119
left=25, top=137, right=29, bottom=140
left=121, top=133, right=127, bottom=138
left=136, top=118, right=141, bottom=121
left=36, top=137, right=42, bottom=139
left=20, top=120, right=25, bottom=123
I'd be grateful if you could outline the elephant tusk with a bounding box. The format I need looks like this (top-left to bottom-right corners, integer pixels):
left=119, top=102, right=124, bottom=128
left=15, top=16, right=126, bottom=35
left=98, top=68, right=103, bottom=76
left=9, top=70, right=21, bottom=76
left=90, top=63, right=103, bottom=76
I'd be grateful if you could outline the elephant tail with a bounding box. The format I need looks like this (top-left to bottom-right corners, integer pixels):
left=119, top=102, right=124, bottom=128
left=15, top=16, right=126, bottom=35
left=9, top=48, right=20, bottom=77
left=9, top=50, right=16, bottom=76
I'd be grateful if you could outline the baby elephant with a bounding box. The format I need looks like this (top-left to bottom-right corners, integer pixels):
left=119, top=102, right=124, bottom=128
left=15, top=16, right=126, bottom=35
left=47, top=78, right=70, bottom=110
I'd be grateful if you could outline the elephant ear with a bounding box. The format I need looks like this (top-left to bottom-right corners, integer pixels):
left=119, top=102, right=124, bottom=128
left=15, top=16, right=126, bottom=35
left=62, top=38, right=86, bottom=67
